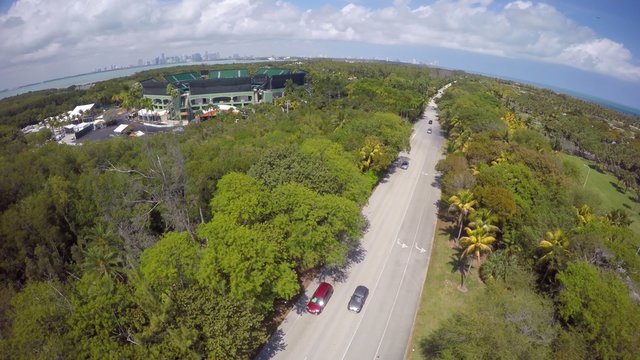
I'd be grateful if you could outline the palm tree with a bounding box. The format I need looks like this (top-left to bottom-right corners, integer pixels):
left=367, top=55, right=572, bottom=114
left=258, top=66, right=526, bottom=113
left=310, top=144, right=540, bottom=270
left=606, top=209, right=632, bottom=228
left=491, top=151, right=509, bottom=166
left=166, top=84, right=180, bottom=120
left=84, top=223, right=114, bottom=248
left=82, top=224, right=124, bottom=281
left=468, top=209, right=500, bottom=235
left=448, top=189, right=477, bottom=244
left=140, top=97, right=154, bottom=111
left=460, top=227, right=496, bottom=268
left=359, top=138, right=384, bottom=172
left=575, top=204, right=594, bottom=224
left=459, top=226, right=496, bottom=289
left=83, top=244, right=124, bottom=281
left=536, top=229, right=570, bottom=282
left=111, top=91, right=126, bottom=105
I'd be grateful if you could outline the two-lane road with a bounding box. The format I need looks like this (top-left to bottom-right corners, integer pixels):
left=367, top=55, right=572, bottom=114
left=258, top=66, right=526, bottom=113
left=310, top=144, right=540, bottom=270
left=257, top=84, right=451, bottom=360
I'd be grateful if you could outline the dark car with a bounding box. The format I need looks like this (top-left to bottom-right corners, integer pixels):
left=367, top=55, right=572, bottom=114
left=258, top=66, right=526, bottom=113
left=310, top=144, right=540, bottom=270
left=427, top=128, right=432, bottom=134
left=400, top=160, right=409, bottom=170
left=428, top=120, right=433, bottom=124
left=348, top=285, right=369, bottom=313
left=306, top=282, right=334, bottom=315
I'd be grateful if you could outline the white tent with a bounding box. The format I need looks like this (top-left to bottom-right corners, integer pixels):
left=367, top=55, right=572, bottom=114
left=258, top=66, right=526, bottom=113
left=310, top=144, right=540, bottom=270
left=138, top=108, right=167, bottom=121
left=217, top=104, right=238, bottom=112
left=67, top=104, right=95, bottom=118
left=113, top=124, right=129, bottom=134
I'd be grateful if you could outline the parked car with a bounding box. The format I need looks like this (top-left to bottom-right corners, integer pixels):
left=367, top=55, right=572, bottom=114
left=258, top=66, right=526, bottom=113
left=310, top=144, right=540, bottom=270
left=348, top=285, right=369, bottom=313
left=427, top=128, right=432, bottom=134
left=306, top=282, right=334, bottom=315
left=400, top=160, right=409, bottom=170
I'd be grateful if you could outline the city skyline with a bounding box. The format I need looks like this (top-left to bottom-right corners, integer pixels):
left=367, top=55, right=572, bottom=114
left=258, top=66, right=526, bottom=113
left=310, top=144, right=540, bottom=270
left=0, top=0, right=639, bottom=109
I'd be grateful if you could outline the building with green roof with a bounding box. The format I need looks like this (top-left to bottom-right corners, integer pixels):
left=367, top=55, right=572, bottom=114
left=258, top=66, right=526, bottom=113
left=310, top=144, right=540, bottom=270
left=141, top=68, right=306, bottom=120
left=164, top=72, right=201, bottom=83
left=255, top=68, right=291, bottom=76
left=209, top=69, right=249, bottom=79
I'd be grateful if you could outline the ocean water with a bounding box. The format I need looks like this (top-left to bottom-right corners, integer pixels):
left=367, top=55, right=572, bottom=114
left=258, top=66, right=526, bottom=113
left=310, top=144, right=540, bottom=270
left=3, top=60, right=639, bottom=117
left=546, top=87, right=640, bottom=116
left=0, top=59, right=271, bottom=100
left=488, top=74, right=640, bottom=116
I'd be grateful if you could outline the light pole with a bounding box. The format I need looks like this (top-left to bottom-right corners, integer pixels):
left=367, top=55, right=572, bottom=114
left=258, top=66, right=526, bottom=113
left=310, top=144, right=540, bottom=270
left=583, top=164, right=591, bottom=188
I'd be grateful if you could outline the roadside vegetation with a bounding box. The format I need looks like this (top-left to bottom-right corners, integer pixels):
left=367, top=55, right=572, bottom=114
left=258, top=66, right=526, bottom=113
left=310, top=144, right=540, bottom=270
left=0, top=60, right=452, bottom=358
left=413, top=77, right=640, bottom=359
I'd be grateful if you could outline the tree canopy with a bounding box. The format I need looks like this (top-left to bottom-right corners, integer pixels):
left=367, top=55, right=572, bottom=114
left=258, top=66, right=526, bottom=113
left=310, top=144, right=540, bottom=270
left=0, top=59, right=444, bottom=357
left=427, top=76, right=640, bottom=360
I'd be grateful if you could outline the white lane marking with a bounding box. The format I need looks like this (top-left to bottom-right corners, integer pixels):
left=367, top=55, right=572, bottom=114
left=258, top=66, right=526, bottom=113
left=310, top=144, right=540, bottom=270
left=339, top=128, right=428, bottom=360
left=339, top=231, right=407, bottom=360
left=396, top=238, right=408, bottom=248
left=373, top=164, right=431, bottom=359
left=415, top=243, right=426, bottom=253
left=339, top=93, right=446, bottom=360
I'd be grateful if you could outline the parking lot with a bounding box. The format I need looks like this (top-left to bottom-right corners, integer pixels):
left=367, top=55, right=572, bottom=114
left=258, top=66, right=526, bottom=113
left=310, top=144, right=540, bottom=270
left=68, top=119, right=180, bottom=144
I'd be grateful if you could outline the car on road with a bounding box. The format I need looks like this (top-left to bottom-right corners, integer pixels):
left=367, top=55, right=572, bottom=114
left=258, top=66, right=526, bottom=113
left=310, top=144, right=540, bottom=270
left=428, top=120, right=433, bottom=124
left=427, top=128, right=432, bottom=134
left=348, top=286, right=369, bottom=313
left=306, top=282, right=334, bottom=315
left=400, top=160, right=409, bottom=170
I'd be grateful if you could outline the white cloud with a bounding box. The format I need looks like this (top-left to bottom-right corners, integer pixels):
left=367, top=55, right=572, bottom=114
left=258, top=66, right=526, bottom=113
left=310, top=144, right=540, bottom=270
left=559, top=39, right=640, bottom=79
left=0, top=0, right=639, bottom=89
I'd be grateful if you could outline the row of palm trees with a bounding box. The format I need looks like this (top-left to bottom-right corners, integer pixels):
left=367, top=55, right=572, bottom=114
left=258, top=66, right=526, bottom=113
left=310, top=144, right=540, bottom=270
left=447, top=188, right=576, bottom=288
left=447, top=186, right=629, bottom=289
left=448, top=190, right=497, bottom=288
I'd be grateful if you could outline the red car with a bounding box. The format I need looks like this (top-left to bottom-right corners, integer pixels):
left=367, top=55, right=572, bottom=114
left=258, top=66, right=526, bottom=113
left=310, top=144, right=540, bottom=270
left=306, top=282, right=334, bottom=315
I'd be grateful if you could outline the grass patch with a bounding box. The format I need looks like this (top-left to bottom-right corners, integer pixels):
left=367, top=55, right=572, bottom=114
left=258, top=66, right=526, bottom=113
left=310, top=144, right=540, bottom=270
left=408, top=220, right=485, bottom=360
left=560, top=153, right=640, bottom=236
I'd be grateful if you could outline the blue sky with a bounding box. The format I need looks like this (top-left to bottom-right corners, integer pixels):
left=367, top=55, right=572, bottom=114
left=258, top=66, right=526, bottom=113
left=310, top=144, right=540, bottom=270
left=0, top=0, right=639, bottom=109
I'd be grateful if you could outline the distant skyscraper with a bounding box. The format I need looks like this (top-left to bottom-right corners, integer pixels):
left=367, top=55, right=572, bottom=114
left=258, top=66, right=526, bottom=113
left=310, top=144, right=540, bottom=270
left=161, top=53, right=165, bottom=64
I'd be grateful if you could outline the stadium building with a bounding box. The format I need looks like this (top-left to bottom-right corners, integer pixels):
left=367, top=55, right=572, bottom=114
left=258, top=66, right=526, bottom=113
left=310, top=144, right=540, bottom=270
left=141, top=68, right=306, bottom=120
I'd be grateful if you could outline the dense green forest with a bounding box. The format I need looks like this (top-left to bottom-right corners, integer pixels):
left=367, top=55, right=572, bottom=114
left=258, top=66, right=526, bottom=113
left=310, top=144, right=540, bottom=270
left=423, top=77, right=640, bottom=359
left=0, top=60, right=451, bottom=358
left=2, top=59, right=639, bottom=359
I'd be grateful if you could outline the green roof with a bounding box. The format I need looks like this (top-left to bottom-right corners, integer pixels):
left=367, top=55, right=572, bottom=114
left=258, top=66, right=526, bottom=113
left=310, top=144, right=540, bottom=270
left=256, top=68, right=291, bottom=76
left=209, top=69, right=249, bottom=79
left=164, top=72, right=201, bottom=83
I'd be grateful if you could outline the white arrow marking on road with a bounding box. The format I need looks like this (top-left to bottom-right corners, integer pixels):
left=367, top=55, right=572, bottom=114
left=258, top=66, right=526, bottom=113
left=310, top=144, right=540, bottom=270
left=396, top=238, right=408, bottom=248
left=415, top=243, right=426, bottom=253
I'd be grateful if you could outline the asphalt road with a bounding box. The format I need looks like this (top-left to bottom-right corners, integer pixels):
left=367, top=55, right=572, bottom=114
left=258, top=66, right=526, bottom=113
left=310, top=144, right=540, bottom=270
left=257, top=84, right=451, bottom=360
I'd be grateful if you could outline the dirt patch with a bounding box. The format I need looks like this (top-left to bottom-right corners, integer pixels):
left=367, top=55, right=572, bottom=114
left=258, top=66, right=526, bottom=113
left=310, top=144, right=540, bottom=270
left=436, top=218, right=451, bottom=231
left=436, top=219, right=459, bottom=249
